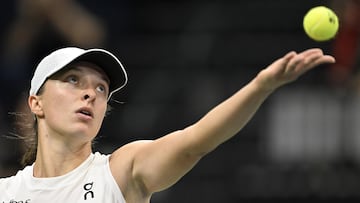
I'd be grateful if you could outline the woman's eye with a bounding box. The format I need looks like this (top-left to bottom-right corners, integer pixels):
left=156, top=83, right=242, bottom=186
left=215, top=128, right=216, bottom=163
left=67, top=76, right=78, bottom=84
left=96, top=85, right=106, bottom=93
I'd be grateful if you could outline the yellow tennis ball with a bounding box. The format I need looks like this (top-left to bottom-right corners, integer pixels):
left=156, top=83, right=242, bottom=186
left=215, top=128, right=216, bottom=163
left=303, top=6, right=339, bottom=41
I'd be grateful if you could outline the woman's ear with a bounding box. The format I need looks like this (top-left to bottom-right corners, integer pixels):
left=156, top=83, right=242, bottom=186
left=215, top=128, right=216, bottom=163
left=28, top=95, right=44, bottom=118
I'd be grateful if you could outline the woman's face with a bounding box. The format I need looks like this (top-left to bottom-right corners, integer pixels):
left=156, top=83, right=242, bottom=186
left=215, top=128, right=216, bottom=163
left=34, top=61, right=110, bottom=142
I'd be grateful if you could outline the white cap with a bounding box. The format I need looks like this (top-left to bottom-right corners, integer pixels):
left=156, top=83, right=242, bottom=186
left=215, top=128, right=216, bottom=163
left=29, top=47, right=128, bottom=99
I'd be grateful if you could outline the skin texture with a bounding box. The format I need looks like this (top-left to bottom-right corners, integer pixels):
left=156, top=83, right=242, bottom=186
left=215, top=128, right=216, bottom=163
left=28, top=49, right=335, bottom=203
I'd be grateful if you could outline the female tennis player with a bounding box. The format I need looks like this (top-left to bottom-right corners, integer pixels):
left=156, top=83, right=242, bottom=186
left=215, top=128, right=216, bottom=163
left=0, top=47, right=335, bottom=202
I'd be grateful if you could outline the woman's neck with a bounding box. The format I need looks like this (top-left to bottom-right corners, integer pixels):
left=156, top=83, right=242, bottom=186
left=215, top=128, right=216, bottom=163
left=33, top=133, right=92, bottom=178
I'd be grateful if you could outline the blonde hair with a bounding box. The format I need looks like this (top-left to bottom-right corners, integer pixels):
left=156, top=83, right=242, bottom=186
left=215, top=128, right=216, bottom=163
left=16, top=114, right=38, bottom=166
left=13, top=88, right=43, bottom=166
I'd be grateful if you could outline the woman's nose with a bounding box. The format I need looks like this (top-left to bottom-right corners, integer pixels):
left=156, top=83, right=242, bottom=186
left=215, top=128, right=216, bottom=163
left=82, top=88, right=96, bottom=101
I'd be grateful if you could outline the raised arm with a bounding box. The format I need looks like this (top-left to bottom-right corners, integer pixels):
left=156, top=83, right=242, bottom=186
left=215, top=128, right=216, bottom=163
left=110, top=48, right=335, bottom=200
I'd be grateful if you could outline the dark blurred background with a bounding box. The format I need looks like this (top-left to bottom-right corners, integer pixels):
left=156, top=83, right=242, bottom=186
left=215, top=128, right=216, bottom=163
left=1, top=0, right=360, bottom=202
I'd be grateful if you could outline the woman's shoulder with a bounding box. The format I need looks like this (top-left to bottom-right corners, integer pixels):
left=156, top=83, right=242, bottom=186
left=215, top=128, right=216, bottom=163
left=110, top=140, right=153, bottom=158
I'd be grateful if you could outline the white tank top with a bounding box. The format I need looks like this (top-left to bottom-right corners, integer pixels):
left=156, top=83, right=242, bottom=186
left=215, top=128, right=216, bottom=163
left=0, top=152, right=126, bottom=203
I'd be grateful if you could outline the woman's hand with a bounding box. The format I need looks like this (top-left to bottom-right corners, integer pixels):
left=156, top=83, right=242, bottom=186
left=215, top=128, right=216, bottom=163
left=255, top=48, right=336, bottom=91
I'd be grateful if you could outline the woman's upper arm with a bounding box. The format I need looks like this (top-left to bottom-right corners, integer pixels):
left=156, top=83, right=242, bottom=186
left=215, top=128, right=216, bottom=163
left=109, top=127, right=206, bottom=196
left=109, top=140, right=152, bottom=199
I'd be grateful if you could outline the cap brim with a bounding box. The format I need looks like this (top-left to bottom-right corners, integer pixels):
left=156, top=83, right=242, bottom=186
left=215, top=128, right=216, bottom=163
left=74, top=49, right=128, bottom=98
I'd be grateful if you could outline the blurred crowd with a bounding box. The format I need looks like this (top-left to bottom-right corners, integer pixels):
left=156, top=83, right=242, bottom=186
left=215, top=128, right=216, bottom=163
left=0, top=0, right=360, bottom=200
left=328, top=0, right=360, bottom=91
